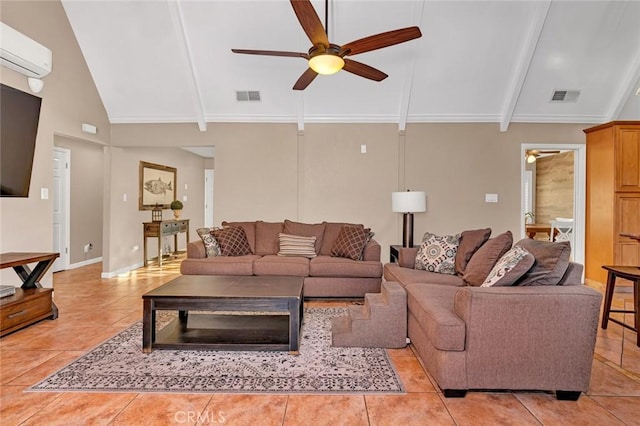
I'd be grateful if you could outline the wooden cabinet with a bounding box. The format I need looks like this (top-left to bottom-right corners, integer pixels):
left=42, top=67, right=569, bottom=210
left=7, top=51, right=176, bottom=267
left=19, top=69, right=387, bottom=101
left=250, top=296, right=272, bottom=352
left=1, top=288, right=54, bottom=336
left=585, top=121, right=640, bottom=285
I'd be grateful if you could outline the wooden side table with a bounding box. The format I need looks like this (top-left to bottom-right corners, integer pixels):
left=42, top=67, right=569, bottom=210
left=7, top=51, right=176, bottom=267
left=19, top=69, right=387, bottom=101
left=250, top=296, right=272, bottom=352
left=601, top=265, right=639, bottom=347
left=143, top=219, right=190, bottom=267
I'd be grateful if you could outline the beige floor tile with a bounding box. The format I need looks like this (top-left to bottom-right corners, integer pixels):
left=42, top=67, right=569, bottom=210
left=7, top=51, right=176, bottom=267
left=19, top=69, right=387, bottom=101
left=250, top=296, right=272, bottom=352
left=7, top=350, right=85, bottom=386
left=110, top=393, right=211, bottom=425
left=0, top=350, right=60, bottom=384
left=389, top=353, right=437, bottom=393
left=444, top=392, right=542, bottom=426
left=19, top=392, right=138, bottom=426
left=202, top=394, right=287, bottom=426
left=516, top=393, right=625, bottom=425
left=284, top=395, right=368, bottom=425
left=366, top=393, right=455, bottom=425
left=591, top=396, right=640, bottom=425
left=0, top=385, right=63, bottom=425
left=588, top=359, right=640, bottom=396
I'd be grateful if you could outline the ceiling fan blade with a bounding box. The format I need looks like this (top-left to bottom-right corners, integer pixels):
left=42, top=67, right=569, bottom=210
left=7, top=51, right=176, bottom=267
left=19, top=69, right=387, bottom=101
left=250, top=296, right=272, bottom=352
left=343, top=59, right=388, bottom=82
left=293, top=68, right=318, bottom=90
left=290, top=0, right=329, bottom=47
left=232, top=49, right=308, bottom=59
left=341, top=26, right=422, bottom=56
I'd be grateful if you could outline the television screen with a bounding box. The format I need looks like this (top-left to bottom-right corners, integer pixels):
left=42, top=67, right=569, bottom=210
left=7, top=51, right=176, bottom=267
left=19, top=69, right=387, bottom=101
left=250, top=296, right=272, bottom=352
left=0, top=83, right=42, bottom=197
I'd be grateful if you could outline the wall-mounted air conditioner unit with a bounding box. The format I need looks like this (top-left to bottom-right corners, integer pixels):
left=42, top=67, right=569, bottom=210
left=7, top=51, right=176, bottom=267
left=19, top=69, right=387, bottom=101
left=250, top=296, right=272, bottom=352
left=0, top=22, right=52, bottom=78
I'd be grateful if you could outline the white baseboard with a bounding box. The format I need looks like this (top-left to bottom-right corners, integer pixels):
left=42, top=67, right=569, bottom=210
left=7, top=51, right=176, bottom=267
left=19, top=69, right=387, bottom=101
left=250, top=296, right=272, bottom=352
left=101, top=262, right=144, bottom=279
left=68, top=256, right=103, bottom=270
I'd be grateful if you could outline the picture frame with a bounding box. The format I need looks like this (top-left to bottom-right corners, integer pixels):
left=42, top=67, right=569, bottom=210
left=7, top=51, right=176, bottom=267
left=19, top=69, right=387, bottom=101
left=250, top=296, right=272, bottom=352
left=139, top=161, right=176, bottom=210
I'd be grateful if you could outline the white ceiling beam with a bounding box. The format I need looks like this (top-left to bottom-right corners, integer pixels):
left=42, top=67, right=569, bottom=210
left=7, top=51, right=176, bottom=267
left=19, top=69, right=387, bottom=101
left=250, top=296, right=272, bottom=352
left=167, top=0, right=207, bottom=132
left=607, top=48, right=640, bottom=121
left=398, top=0, right=425, bottom=132
left=499, top=1, right=550, bottom=132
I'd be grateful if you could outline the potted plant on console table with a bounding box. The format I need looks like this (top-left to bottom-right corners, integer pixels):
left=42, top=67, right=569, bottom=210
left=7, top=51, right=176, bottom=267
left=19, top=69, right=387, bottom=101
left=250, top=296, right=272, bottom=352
left=170, top=200, right=183, bottom=219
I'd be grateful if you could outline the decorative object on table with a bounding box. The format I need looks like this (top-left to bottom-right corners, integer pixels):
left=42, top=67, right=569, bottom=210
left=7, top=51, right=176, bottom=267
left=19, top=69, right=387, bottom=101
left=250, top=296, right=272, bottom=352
left=139, top=161, right=176, bottom=210
left=392, top=190, right=426, bottom=247
left=0, top=285, right=16, bottom=298
left=29, top=307, right=404, bottom=394
left=525, top=211, right=535, bottom=224
left=170, top=200, right=183, bottom=219
left=151, top=203, right=163, bottom=222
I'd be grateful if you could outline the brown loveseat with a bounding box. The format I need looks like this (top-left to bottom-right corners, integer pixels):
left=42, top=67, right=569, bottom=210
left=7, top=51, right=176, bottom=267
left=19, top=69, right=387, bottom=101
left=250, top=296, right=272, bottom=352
left=383, top=229, right=602, bottom=400
left=180, top=220, right=383, bottom=298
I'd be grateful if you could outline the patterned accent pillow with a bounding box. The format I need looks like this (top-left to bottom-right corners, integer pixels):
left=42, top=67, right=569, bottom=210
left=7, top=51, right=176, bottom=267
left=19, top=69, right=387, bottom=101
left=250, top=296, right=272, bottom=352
left=278, top=233, right=317, bottom=258
left=358, top=230, right=375, bottom=261
left=212, top=226, right=253, bottom=256
left=481, top=245, right=535, bottom=287
left=196, top=227, right=221, bottom=257
left=415, top=232, right=460, bottom=275
left=331, top=225, right=369, bottom=260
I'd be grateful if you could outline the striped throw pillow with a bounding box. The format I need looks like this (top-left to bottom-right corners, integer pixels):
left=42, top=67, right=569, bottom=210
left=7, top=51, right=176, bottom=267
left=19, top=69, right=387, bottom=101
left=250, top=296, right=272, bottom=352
left=278, top=233, right=317, bottom=258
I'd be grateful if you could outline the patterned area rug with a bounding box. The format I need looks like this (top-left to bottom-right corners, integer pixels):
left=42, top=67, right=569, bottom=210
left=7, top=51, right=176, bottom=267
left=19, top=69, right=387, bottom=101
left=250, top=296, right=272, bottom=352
left=29, top=307, right=404, bottom=394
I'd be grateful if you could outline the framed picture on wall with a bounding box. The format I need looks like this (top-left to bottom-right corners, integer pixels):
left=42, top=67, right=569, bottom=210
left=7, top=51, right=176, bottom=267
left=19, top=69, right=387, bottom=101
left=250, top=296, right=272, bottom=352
left=139, top=161, right=176, bottom=210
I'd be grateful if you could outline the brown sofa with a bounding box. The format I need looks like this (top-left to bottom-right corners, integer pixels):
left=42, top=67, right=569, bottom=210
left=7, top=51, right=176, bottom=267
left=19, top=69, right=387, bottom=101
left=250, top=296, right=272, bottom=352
left=180, top=220, right=383, bottom=298
left=383, top=232, right=602, bottom=400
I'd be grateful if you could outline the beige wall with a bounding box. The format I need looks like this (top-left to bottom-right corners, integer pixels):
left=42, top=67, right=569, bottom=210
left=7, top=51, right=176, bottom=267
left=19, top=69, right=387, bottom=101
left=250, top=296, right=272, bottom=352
left=0, top=1, right=109, bottom=286
left=54, top=135, right=104, bottom=264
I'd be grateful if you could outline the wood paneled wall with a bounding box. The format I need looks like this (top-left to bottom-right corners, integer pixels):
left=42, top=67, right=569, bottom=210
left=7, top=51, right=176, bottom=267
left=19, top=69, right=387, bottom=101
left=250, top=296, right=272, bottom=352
left=535, top=151, right=574, bottom=224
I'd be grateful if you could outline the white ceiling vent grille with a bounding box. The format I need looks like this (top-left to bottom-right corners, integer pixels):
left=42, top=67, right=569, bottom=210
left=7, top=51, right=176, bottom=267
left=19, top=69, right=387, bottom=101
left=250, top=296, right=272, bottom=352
left=236, top=90, right=261, bottom=102
left=550, top=90, right=580, bottom=103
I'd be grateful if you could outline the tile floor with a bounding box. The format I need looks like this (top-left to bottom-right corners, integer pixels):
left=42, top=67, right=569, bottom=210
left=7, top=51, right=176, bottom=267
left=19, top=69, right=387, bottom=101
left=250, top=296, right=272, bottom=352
left=1, top=259, right=639, bottom=425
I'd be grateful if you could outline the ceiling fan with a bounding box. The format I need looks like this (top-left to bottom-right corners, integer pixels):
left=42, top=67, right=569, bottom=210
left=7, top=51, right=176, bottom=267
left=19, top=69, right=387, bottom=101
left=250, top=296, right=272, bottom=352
left=525, top=149, right=561, bottom=163
left=231, top=0, right=422, bottom=90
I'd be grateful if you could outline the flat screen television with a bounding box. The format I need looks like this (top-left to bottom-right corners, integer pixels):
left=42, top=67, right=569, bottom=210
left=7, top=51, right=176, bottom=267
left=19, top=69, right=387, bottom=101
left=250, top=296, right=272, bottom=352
left=0, top=83, right=42, bottom=197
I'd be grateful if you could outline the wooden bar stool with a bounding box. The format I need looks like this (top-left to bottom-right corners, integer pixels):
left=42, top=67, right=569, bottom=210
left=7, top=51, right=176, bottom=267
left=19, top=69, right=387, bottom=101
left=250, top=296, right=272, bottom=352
left=601, top=265, right=640, bottom=347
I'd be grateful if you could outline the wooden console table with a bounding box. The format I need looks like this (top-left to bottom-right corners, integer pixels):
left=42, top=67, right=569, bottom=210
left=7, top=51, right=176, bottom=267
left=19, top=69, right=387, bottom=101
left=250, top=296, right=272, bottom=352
left=0, top=252, right=59, bottom=336
left=143, top=219, right=190, bottom=267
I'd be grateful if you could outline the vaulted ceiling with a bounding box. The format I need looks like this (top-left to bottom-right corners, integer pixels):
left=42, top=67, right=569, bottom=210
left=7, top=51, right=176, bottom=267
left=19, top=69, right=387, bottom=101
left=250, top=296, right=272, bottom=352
left=61, top=0, right=640, bottom=132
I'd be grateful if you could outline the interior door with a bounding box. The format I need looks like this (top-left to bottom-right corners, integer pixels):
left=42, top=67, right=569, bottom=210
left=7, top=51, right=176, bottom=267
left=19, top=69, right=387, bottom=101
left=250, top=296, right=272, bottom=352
left=52, top=147, right=70, bottom=272
left=204, top=169, right=214, bottom=227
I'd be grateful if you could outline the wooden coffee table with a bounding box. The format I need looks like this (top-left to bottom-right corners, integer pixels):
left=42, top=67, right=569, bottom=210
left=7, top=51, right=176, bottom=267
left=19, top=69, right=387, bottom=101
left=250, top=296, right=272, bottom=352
left=142, top=275, right=304, bottom=354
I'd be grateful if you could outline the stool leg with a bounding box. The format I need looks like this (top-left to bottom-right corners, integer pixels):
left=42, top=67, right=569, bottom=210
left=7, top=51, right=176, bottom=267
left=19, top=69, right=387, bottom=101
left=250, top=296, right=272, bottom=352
left=601, top=272, right=616, bottom=329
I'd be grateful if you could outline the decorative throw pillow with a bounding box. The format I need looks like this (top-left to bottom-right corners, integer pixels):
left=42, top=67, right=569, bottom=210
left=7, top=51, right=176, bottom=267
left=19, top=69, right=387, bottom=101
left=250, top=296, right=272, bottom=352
left=278, top=233, right=317, bottom=258
left=212, top=226, right=252, bottom=256
left=414, top=232, right=460, bottom=275
left=196, top=227, right=221, bottom=257
left=358, top=230, right=375, bottom=261
left=455, top=228, right=492, bottom=275
left=463, top=231, right=513, bottom=286
left=331, top=225, right=369, bottom=260
left=283, top=220, right=325, bottom=254
left=481, top=245, right=535, bottom=287
left=513, top=238, right=571, bottom=286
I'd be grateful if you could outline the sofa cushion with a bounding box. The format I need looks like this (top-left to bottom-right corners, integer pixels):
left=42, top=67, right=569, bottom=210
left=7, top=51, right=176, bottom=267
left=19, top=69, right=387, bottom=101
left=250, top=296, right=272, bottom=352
left=222, top=221, right=256, bottom=253
left=463, top=231, right=513, bottom=286
left=384, top=263, right=464, bottom=287
left=309, top=256, right=383, bottom=278
left=513, top=239, right=571, bottom=286
left=320, top=222, right=363, bottom=255
left=212, top=226, right=253, bottom=256
left=196, top=227, right=221, bottom=257
left=405, top=283, right=466, bottom=351
left=278, top=233, right=317, bottom=258
left=284, top=220, right=325, bottom=254
left=481, top=245, right=535, bottom=287
left=180, top=255, right=260, bottom=276
left=331, top=225, right=369, bottom=260
left=455, top=228, right=491, bottom=275
left=415, top=232, right=460, bottom=275
left=255, top=221, right=283, bottom=255
left=253, top=255, right=309, bottom=276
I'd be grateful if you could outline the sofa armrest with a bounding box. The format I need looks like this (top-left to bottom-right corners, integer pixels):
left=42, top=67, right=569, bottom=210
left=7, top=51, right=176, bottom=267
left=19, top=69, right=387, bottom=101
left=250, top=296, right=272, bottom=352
left=398, top=247, right=420, bottom=268
left=187, top=240, right=207, bottom=259
left=453, top=285, right=602, bottom=390
left=363, top=239, right=381, bottom=261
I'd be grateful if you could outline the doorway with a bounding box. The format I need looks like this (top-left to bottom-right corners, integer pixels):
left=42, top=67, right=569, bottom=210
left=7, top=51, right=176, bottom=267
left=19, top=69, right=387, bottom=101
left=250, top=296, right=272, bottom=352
left=52, top=147, right=70, bottom=272
left=520, top=143, right=586, bottom=266
left=204, top=169, right=214, bottom=227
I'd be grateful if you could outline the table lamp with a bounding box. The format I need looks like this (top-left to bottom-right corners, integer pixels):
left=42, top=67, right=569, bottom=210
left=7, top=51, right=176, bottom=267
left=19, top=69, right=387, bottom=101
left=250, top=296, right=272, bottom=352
left=392, top=190, right=427, bottom=247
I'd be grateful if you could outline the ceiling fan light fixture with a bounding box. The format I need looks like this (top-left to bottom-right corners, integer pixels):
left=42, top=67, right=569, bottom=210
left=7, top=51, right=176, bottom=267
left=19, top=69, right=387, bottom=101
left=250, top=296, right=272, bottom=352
left=308, top=53, right=344, bottom=75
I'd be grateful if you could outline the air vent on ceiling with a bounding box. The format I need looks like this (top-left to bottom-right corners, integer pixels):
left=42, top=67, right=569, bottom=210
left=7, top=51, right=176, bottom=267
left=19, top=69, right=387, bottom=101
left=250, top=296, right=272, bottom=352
left=550, top=90, right=580, bottom=103
left=236, top=90, right=261, bottom=102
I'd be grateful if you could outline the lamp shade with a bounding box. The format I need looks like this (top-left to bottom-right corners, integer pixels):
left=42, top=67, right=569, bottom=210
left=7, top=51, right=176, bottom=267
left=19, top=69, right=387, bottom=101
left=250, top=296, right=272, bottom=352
left=392, top=191, right=426, bottom=213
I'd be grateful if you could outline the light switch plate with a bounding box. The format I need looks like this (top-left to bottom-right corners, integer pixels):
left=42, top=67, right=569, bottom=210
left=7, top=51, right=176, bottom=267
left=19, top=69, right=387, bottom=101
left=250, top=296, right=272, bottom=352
left=485, top=193, right=498, bottom=203
left=40, top=188, right=48, bottom=200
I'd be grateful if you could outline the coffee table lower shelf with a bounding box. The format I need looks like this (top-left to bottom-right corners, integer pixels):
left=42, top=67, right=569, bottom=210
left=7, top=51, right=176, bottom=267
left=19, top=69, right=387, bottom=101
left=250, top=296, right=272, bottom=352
left=153, top=313, right=293, bottom=352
